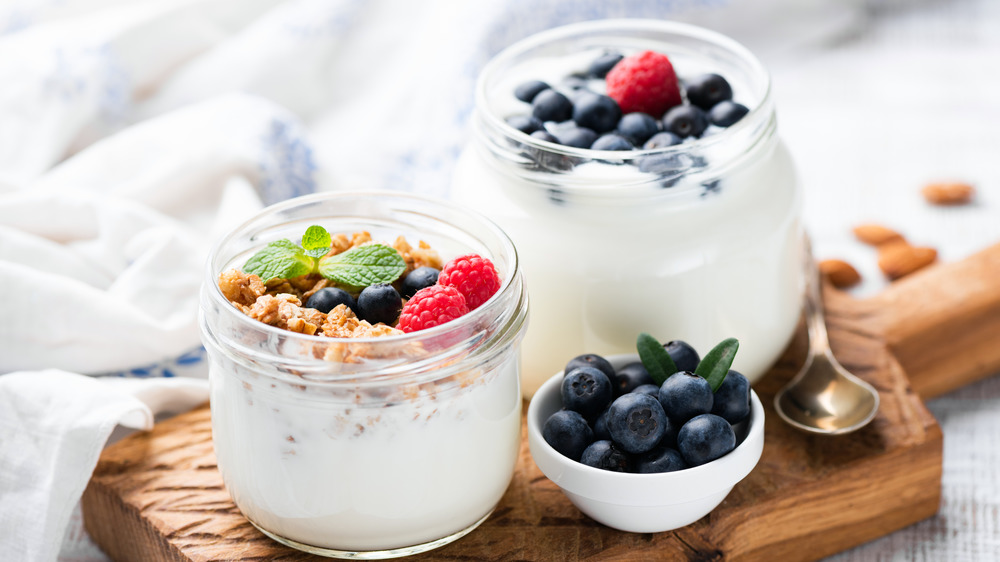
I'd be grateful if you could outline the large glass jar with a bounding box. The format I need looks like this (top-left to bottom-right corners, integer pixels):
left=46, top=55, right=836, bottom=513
left=199, top=192, right=528, bottom=559
left=452, top=19, right=803, bottom=397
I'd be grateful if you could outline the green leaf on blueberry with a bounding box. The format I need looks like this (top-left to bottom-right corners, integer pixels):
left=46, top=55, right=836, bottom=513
left=243, top=226, right=405, bottom=288
left=694, top=337, right=739, bottom=392
left=636, top=332, right=679, bottom=385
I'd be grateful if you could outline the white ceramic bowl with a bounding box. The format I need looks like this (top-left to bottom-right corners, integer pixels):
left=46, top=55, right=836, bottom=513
left=526, top=354, right=765, bottom=533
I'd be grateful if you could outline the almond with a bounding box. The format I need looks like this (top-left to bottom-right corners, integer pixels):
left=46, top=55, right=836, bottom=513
left=922, top=181, right=975, bottom=205
left=818, top=259, right=862, bottom=289
left=853, top=224, right=906, bottom=247
left=877, top=243, right=937, bottom=280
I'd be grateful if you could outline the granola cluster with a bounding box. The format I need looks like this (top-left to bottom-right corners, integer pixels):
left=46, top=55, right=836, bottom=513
left=218, top=232, right=442, bottom=339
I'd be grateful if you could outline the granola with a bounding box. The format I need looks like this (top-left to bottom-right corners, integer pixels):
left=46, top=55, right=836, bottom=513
left=220, top=232, right=439, bottom=340
left=219, top=269, right=266, bottom=307
left=393, top=236, right=444, bottom=276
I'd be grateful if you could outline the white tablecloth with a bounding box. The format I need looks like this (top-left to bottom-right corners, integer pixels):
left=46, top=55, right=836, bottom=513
left=0, top=0, right=996, bottom=560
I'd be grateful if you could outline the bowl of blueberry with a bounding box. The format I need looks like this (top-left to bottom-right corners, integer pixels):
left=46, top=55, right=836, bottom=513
left=526, top=334, right=764, bottom=533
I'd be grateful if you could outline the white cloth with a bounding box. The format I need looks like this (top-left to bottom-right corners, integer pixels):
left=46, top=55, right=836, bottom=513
left=0, top=371, right=208, bottom=562
left=0, top=3, right=322, bottom=559
left=0, top=0, right=997, bottom=561
left=0, top=93, right=318, bottom=375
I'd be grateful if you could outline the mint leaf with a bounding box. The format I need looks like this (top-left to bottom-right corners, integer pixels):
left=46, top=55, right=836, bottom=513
left=636, top=332, right=680, bottom=386
left=301, top=225, right=332, bottom=259
left=694, top=338, right=739, bottom=392
left=318, top=243, right=406, bottom=289
left=243, top=239, right=314, bottom=282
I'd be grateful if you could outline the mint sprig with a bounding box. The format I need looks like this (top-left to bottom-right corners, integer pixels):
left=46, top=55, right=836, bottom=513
left=636, top=332, right=679, bottom=386
left=301, top=225, right=332, bottom=259
left=318, top=243, right=406, bottom=290
left=243, top=239, right=315, bottom=282
left=694, top=338, right=739, bottom=392
left=242, top=225, right=405, bottom=288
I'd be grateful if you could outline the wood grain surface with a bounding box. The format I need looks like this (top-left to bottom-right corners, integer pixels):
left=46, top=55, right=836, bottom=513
left=81, top=244, right=1000, bottom=562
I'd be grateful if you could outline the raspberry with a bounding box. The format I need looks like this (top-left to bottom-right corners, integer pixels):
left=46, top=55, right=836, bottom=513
left=398, top=285, right=469, bottom=333
left=438, top=253, right=501, bottom=310
left=605, top=51, right=682, bottom=118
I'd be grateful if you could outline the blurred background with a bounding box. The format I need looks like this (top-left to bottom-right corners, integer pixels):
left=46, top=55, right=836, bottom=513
left=0, top=0, right=997, bottom=559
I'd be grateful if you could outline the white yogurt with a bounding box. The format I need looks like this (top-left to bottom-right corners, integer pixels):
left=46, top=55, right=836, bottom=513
left=208, top=352, right=521, bottom=553
left=451, top=21, right=803, bottom=397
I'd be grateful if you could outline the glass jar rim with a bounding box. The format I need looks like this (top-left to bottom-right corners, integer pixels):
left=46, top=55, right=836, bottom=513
left=201, top=191, right=527, bottom=385
left=476, top=19, right=772, bottom=159
left=473, top=19, right=777, bottom=203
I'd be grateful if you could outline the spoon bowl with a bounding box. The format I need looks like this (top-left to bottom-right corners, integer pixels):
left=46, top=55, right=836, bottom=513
left=774, top=243, right=880, bottom=434
left=775, top=351, right=880, bottom=434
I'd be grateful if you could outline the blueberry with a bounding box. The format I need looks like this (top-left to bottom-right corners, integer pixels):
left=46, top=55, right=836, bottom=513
left=580, top=440, right=632, bottom=472
left=633, top=384, right=661, bottom=398
left=565, top=354, right=617, bottom=389
left=677, top=414, right=736, bottom=466
left=663, top=105, right=708, bottom=138
left=615, top=362, right=653, bottom=395
left=554, top=126, right=598, bottom=149
left=635, top=445, right=689, bottom=473
left=542, top=409, right=594, bottom=461
left=664, top=340, right=700, bottom=372
left=356, top=284, right=402, bottom=325
left=592, top=408, right=612, bottom=441
left=562, top=73, right=591, bottom=91
left=572, top=93, right=621, bottom=134
left=588, top=52, right=624, bottom=78
left=590, top=134, right=633, bottom=151
left=658, top=372, right=713, bottom=423
left=306, top=287, right=357, bottom=314
left=532, top=89, right=573, bottom=123
left=514, top=80, right=551, bottom=103
left=400, top=266, right=440, bottom=299
left=547, top=188, right=567, bottom=205
left=642, top=131, right=683, bottom=150
left=530, top=130, right=559, bottom=143
left=689, top=154, right=709, bottom=169
left=637, top=153, right=687, bottom=187
left=616, top=113, right=660, bottom=146
left=606, top=393, right=668, bottom=454
left=561, top=366, right=614, bottom=421
left=708, top=101, right=749, bottom=127
left=526, top=131, right=573, bottom=172
left=506, top=115, right=544, bottom=135
left=658, top=415, right=680, bottom=450
left=685, top=73, right=734, bottom=111
left=711, top=370, right=751, bottom=424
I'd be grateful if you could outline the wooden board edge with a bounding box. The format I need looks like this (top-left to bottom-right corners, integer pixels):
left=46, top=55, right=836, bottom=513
left=867, top=242, right=1000, bottom=399
left=81, top=478, right=189, bottom=562
left=713, top=421, right=942, bottom=561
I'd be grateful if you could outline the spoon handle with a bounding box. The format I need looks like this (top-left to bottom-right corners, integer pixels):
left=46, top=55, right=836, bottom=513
left=804, top=238, right=831, bottom=356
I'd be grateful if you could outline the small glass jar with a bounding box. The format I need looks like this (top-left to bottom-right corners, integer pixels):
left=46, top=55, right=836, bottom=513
left=199, top=192, right=528, bottom=559
left=452, top=19, right=803, bottom=397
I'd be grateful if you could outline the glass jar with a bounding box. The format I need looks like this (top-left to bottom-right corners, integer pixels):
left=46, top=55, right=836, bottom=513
left=199, top=192, right=528, bottom=559
left=452, top=19, right=803, bottom=397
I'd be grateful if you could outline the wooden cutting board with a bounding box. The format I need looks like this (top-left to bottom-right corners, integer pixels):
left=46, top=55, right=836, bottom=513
left=81, top=243, right=1000, bottom=562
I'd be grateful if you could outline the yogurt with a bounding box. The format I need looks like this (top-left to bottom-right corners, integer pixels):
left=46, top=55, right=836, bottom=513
left=208, top=345, right=521, bottom=553
left=451, top=20, right=803, bottom=397
left=199, top=192, right=528, bottom=558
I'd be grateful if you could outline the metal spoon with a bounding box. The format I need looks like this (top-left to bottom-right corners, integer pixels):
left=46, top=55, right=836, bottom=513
left=774, top=244, right=880, bottom=435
